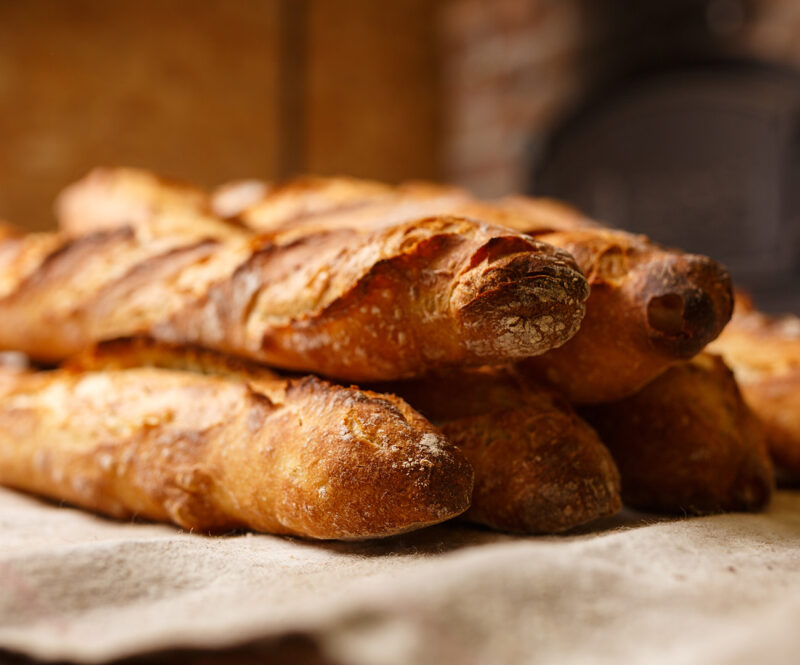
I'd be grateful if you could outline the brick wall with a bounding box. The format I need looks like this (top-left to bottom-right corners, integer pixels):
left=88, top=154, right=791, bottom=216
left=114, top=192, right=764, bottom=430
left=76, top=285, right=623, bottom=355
left=440, top=0, right=586, bottom=197
left=440, top=0, right=800, bottom=198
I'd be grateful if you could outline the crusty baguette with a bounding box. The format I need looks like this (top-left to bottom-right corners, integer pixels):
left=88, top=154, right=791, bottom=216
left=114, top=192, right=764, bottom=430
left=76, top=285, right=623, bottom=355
left=481, top=198, right=735, bottom=402
left=378, top=367, right=621, bottom=533
left=68, top=337, right=620, bottom=533
left=214, top=175, right=468, bottom=236
left=57, top=167, right=248, bottom=241
left=211, top=177, right=461, bottom=224
left=212, top=179, right=272, bottom=219
left=0, top=207, right=589, bottom=379
left=203, top=174, right=734, bottom=403
left=580, top=353, right=774, bottom=514
left=0, top=342, right=473, bottom=540
left=708, top=294, right=800, bottom=476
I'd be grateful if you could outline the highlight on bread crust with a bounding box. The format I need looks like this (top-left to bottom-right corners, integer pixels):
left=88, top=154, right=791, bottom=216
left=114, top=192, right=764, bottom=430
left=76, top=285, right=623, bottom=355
left=225, top=175, right=468, bottom=238
left=708, top=294, right=800, bottom=476
left=0, top=339, right=474, bottom=540
left=379, top=367, right=621, bottom=533
left=0, top=216, right=589, bottom=380
left=215, top=175, right=395, bottom=225
left=580, top=353, right=774, bottom=515
left=216, top=174, right=734, bottom=402
left=56, top=166, right=248, bottom=241
left=212, top=179, right=272, bottom=219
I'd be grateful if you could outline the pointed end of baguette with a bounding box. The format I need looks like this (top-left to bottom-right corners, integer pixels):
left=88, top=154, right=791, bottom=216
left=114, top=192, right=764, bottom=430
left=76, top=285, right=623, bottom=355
left=428, top=378, right=622, bottom=534
left=276, top=380, right=474, bottom=540
left=642, top=253, right=734, bottom=358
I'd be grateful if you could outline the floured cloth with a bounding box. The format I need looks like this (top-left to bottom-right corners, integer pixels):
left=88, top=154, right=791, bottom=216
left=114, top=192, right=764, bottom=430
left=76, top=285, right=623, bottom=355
left=1, top=486, right=799, bottom=665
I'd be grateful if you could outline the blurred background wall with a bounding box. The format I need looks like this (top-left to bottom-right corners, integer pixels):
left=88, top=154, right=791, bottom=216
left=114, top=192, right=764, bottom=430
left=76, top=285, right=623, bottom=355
left=0, top=0, right=440, bottom=230
left=0, top=0, right=797, bottom=309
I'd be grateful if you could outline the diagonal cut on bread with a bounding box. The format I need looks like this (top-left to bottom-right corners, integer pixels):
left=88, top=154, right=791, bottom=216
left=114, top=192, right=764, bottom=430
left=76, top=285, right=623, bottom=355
left=0, top=338, right=474, bottom=540
left=2, top=185, right=590, bottom=380
left=200, top=173, right=734, bottom=403
left=60, top=168, right=731, bottom=402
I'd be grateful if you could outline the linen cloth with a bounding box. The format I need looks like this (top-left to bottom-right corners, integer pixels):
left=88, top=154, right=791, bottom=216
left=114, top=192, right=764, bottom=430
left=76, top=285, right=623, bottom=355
left=1, top=486, right=799, bottom=665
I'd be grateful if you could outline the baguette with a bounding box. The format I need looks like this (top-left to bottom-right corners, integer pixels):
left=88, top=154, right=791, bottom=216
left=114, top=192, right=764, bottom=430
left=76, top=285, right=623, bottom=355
left=1, top=206, right=589, bottom=380
left=580, top=353, right=773, bottom=514
left=57, top=167, right=248, bottom=241
left=379, top=368, right=621, bottom=533
left=0, top=340, right=473, bottom=540
left=205, top=174, right=734, bottom=402
left=213, top=174, right=468, bottom=237
left=483, top=198, right=735, bottom=402
left=708, top=294, right=800, bottom=476
left=70, top=337, right=621, bottom=533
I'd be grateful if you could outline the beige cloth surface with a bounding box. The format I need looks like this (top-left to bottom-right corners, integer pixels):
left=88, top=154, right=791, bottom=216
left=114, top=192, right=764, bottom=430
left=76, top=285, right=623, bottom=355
left=1, top=486, right=799, bottom=665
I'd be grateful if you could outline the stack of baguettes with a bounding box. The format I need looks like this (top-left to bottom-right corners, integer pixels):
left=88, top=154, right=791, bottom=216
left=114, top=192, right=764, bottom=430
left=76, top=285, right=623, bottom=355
left=0, top=167, right=794, bottom=541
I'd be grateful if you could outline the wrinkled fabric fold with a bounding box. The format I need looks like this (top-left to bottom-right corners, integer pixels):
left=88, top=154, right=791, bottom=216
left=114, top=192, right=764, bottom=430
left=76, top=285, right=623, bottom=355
left=1, top=487, right=799, bottom=665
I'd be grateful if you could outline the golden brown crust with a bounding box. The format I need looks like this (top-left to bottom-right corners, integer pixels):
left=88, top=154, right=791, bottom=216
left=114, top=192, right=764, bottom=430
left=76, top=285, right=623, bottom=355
left=709, top=294, right=800, bottom=475
left=379, top=367, right=621, bottom=533
left=519, top=228, right=734, bottom=402
left=450, top=199, right=733, bottom=401
left=156, top=217, right=589, bottom=379
left=212, top=179, right=272, bottom=219
left=736, top=371, right=800, bottom=476
left=231, top=183, right=593, bottom=236
left=0, top=217, right=588, bottom=379
left=221, top=175, right=396, bottom=227
left=709, top=293, right=800, bottom=375
left=66, top=335, right=284, bottom=395
left=0, top=340, right=473, bottom=540
left=83, top=339, right=620, bottom=534
left=580, top=353, right=774, bottom=514
left=0, top=227, right=224, bottom=361
left=57, top=169, right=733, bottom=397
left=222, top=175, right=733, bottom=402
left=56, top=166, right=248, bottom=241
left=218, top=175, right=466, bottom=237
